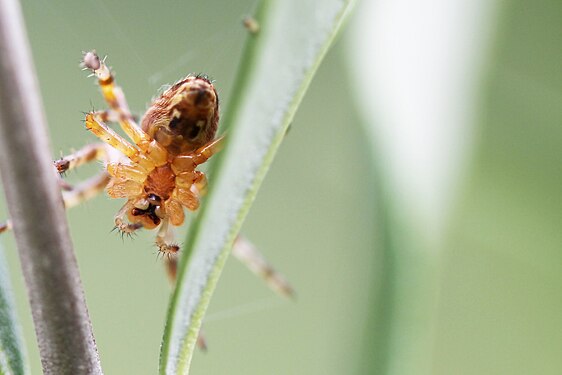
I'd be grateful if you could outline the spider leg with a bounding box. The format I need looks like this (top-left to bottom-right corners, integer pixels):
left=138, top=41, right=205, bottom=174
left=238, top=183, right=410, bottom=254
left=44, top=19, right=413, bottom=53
left=164, top=257, right=178, bottom=283
left=155, top=221, right=211, bottom=352
left=54, top=142, right=106, bottom=174
left=85, top=111, right=167, bottom=168
left=0, top=171, right=111, bottom=235
left=232, top=236, right=295, bottom=299
left=153, top=218, right=182, bottom=284
left=84, top=111, right=158, bottom=171
left=0, top=145, right=111, bottom=234
left=192, top=136, right=225, bottom=166
left=162, top=252, right=208, bottom=352
left=160, top=232, right=294, bottom=299
left=171, top=136, right=225, bottom=174
left=85, top=111, right=138, bottom=159
left=63, top=171, right=111, bottom=209
left=155, top=219, right=180, bottom=258
left=114, top=200, right=143, bottom=234
left=82, top=51, right=152, bottom=151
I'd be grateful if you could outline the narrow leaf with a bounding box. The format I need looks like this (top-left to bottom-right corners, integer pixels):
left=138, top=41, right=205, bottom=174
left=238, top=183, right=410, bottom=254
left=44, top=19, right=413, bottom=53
left=0, top=245, right=28, bottom=375
left=348, top=1, right=498, bottom=374
left=159, top=0, right=354, bottom=373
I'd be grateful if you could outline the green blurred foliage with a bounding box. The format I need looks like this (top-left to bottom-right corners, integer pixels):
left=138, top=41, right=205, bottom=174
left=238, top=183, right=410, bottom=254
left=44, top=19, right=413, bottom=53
left=433, top=0, right=562, bottom=373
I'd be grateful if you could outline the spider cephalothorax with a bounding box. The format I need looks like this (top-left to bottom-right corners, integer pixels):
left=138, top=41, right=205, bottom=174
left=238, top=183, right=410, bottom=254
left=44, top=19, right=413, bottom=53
left=57, top=51, right=224, bottom=256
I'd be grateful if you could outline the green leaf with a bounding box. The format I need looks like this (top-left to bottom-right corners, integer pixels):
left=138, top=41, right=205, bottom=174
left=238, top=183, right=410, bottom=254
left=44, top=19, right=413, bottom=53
left=348, top=1, right=499, bottom=374
left=159, top=0, right=354, bottom=373
left=0, top=245, right=28, bottom=375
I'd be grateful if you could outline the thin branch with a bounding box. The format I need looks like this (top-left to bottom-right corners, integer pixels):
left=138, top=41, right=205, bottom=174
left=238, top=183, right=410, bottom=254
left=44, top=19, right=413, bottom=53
left=0, top=0, right=103, bottom=374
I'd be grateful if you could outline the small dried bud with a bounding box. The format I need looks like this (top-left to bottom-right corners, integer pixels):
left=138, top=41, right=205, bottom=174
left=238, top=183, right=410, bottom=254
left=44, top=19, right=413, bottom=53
left=81, top=50, right=101, bottom=71
left=243, top=16, right=260, bottom=34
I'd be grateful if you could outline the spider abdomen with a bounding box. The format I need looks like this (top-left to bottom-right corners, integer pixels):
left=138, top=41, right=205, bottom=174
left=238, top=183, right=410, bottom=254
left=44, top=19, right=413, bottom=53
left=141, top=76, right=219, bottom=156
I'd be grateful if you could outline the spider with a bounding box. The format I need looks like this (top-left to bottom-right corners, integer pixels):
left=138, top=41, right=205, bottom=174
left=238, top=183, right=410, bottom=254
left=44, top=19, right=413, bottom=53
left=55, top=50, right=223, bottom=257
left=0, top=51, right=293, bottom=296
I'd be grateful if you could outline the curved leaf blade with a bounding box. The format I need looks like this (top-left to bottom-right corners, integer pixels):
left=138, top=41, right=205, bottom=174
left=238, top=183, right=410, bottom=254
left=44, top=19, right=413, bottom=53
left=0, top=245, right=28, bottom=375
left=159, top=0, right=354, bottom=373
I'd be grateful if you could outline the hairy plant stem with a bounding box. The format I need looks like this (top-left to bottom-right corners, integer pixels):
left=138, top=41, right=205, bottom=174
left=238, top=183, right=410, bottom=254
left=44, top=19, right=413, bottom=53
left=0, top=0, right=103, bottom=373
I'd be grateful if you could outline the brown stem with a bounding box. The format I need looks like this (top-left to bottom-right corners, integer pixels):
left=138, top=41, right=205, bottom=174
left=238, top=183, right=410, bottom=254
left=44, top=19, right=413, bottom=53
left=0, top=0, right=103, bottom=374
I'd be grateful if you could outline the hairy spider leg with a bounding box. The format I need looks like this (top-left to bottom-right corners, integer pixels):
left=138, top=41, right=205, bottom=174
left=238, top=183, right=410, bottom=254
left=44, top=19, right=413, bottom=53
left=0, top=144, right=110, bottom=234
left=84, top=112, right=158, bottom=170
left=171, top=136, right=225, bottom=173
left=155, top=219, right=183, bottom=292
left=85, top=110, right=168, bottom=169
left=85, top=112, right=139, bottom=158
left=63, top=172, right=111, bottom=209
left=83, top=51, right=152, bottom=151
left=233, top=236, right=295, bottom=298
left=54, top=143, right=107, bottom=174
left=155, top=218, right=179, bottom=258
left=192, top=136, right=225, bottom=165
left=161, top=235, right=294, bottom=299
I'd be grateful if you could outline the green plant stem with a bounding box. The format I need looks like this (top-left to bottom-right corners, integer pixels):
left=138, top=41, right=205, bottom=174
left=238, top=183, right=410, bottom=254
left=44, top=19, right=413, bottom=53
left=0, top=0, right=102, bottom=373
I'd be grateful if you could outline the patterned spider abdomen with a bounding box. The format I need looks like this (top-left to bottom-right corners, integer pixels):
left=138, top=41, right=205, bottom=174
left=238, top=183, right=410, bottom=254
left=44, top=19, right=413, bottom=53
left=141, top=76, right=219, bottom=156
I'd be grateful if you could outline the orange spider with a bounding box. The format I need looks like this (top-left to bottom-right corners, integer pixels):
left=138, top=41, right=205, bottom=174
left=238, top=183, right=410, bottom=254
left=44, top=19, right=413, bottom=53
left=0, top=51, right=292, bottom=295
left=55, top=51, right=223, bottom=256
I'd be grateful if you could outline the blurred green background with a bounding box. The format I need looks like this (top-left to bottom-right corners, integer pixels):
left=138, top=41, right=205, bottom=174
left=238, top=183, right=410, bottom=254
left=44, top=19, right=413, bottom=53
left=0, top=0, right=560, bottom=374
